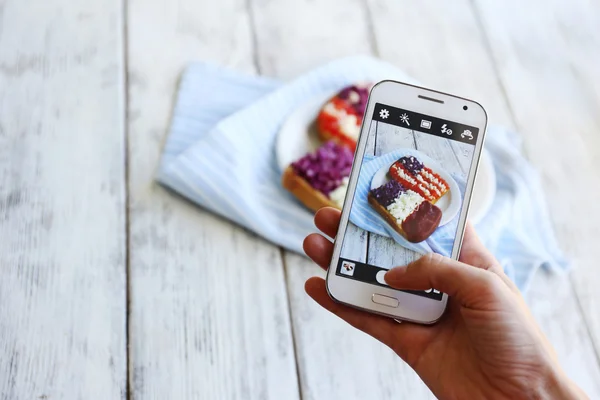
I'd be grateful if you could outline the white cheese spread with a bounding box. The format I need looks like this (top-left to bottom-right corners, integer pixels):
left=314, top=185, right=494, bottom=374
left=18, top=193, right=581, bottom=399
left=386, top=190, right=424, bottom=223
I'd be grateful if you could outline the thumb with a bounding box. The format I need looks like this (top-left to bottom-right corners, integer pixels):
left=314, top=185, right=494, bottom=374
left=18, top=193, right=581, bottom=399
left=384, top=253, right=504, bottom=308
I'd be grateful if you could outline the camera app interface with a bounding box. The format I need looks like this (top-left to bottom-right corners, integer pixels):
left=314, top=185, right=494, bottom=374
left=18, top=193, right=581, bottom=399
left=337, top=103, right=479, bottom=301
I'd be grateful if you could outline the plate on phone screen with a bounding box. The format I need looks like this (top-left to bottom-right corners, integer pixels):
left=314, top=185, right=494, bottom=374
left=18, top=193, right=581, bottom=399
left=369, top=150, right=460, bottom=227
left=276, top=91, right=496, bottom=224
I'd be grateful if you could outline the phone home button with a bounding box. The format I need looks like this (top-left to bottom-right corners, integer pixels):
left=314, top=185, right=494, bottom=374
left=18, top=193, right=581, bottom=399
left=371, top=294, right=399, bottom=308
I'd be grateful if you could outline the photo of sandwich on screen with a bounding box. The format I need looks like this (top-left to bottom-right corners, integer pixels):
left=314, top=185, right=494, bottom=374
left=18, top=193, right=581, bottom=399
left=339, top=102, right=478, bottom=272
left=368, top=155, right=449, bottom=243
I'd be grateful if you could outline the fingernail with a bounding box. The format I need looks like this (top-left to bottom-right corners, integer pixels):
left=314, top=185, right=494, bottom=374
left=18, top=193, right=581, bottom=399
left=384, top=266, right=407, bottom=284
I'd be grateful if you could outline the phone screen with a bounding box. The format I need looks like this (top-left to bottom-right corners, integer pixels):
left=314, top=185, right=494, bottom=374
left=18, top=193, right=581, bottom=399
left=337, top=102, right=480, bottom=301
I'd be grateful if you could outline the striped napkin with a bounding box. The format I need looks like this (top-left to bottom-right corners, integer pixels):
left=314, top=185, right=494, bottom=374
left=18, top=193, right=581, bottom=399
left=156, top=56, right=568, bottom=291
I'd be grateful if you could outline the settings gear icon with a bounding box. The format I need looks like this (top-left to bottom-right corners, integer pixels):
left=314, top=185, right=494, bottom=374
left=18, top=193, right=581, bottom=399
left=379, top=109, right=390, bottom=119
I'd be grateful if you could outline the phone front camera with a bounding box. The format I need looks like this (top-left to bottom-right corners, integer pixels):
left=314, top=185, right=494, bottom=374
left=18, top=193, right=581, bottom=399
left=463, top=105, right=468, bottom=110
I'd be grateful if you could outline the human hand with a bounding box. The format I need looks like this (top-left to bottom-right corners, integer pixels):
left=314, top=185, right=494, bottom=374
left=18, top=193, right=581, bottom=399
left=304, top=207, right=586, bottom=400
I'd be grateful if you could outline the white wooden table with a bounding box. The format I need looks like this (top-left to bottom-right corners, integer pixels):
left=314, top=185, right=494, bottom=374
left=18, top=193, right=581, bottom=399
left=1, top=0, right=600, bottom=398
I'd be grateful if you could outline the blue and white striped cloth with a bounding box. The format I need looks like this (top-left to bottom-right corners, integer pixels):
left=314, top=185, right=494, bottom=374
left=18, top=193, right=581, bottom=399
left=156, top=56, right=568, bottom=291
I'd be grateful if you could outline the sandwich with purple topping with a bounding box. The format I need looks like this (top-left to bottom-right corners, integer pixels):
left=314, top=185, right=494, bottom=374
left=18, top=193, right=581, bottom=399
left=368, top=179, right=442, bottom=243
left=282, top=141, right=354, bottom=212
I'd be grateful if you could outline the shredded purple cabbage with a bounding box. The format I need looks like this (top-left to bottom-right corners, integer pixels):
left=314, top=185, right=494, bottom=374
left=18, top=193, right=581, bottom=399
left=370, top=180, right=406, bottom=208
left=291, top=141, right=354, bottom=196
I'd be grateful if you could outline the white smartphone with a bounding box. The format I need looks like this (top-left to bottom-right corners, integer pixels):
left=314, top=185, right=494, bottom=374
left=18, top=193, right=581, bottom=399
left=326, top=80, right=488, bottom=324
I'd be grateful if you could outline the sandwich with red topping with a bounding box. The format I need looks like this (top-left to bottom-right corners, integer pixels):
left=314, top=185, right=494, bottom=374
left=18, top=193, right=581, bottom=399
left=368, top=179, right=442, bottom=243
left=316, top=84, right=372, bottom=151
left=282, top=141, right=354, bottom=212
left=389, top=156, right=449, bottom=203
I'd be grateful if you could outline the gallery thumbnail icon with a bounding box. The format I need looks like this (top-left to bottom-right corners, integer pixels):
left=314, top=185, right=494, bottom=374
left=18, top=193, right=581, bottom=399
left=340, top=261, right=356, bottom=276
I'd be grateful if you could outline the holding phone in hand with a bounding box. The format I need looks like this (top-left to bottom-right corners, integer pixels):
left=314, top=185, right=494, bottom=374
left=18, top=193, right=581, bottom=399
left=327, top=80, right=487, bottom=324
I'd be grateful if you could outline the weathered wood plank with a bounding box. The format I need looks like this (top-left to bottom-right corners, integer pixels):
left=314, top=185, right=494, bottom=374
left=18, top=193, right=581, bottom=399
left=339, top=222, right=368, bottom=262
left=0, top=0, right=126, bottom=398
left=373, top=123, right=416, bottom=156
left=449, top=141, right=475, bottom=174
left=250, top=0, right=435, bottom=397
left=250, top=0, right=374, bottom=78
left=366, top=0, right=514, bottom=127
left=414, top=132, right=467, bottom=176
left=473, top=0, right=600, bottom=395
left=126, top=0, right=299, bottom=398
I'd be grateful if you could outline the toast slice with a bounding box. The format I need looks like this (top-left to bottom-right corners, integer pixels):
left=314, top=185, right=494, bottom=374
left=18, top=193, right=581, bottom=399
left=316, top=85, right=372, bottom=151
left=368, top=181, right=442, bottom=243
left=282, top=141, right=353, bottom=212
left=282, top=166, right=338, bottom=212
left=317, top=128, right=357, bottom=151
left=368, top=193, right=406, bottom=237
left=389, top=157, right=449, bottom=204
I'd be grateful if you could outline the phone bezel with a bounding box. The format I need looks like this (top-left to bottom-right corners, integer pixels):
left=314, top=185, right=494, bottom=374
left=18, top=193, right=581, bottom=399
left=325, top=80, right=488, bottom=324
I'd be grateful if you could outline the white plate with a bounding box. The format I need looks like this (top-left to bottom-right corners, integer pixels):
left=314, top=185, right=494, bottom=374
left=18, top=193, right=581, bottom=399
left=470, top=149, right=495, bottom=224
left=276, top=92, right=496, bottom=223
left=276, top=91, right=338, bottom=172
left=369, top=150, right=461, bottom=227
